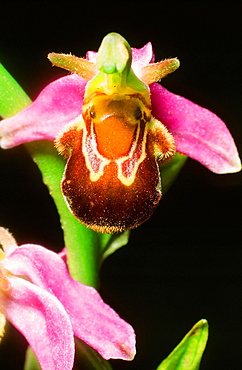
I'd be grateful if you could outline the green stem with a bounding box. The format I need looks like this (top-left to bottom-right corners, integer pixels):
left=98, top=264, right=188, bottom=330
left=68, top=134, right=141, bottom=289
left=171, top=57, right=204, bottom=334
left=26, top=141, right=100, bottom=287
left=0, top=63, right=100, bottom=287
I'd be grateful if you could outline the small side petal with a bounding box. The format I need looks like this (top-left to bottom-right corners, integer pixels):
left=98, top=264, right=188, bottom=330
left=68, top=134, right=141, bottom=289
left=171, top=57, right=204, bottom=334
left=0, top=74, right=86, bottom=148
left=0, top=275, right=74, bottom=370
left=0, top=227, right=17, bottom=256
left=150, top=83, right=241, bottom=174
left=5, top=244, right=136, bottom=361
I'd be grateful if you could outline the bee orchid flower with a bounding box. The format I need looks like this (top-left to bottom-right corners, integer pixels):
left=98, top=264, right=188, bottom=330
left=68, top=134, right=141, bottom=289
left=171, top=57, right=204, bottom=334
left=0, top=33, right=240, bottom=233
left=0, top=227, right=136, bottom=370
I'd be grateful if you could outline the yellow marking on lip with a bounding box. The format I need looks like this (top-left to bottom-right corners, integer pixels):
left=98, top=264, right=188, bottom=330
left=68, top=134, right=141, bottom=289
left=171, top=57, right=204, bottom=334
left=82, top=120, right=148, bottom=186
left=116, top=122, right=148, bottom=186
left=82, top=124, right=110, bottom=182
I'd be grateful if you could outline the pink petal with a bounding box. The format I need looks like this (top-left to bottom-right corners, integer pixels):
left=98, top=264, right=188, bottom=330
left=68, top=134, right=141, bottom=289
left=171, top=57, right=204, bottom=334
left=131, top=43, right=155, bottom=78
left=150, top=83, right=241, bottom=174
left=0, top=74, right=86, bottom=149
left=131, top=42, right=154, bottom=65
left=0, top=275, right=74, bottom=370
left=5, top=244, right=136, bottom=361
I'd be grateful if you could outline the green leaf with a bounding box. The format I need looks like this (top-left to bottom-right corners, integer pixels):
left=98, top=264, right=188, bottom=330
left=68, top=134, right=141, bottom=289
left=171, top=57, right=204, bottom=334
left=74, top=338, right=113, bottom=370
left=0, top=63, right=31, bottom=118
left=160, top=152, right=187, bottom=194
left=99, top=230, right=130, bottom=264
left=156, top=319, right=208, bottom=370
left=24, top=340, right=113, bottom=370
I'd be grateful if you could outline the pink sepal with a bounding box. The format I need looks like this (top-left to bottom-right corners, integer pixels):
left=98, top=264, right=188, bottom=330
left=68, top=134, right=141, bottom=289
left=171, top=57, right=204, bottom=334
left=0, top=74, right=86, bottom=148
left=150, top=83, right=241, bottom=174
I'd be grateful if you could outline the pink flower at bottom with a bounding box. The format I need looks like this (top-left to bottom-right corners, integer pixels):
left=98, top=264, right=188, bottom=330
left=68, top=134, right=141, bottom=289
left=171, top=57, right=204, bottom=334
left=0, top=228, right=136, bottom=370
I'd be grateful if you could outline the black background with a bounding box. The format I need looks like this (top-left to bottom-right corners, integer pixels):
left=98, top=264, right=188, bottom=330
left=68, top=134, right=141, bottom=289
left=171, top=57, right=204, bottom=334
left=0, top=2, right=242, bottom=369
